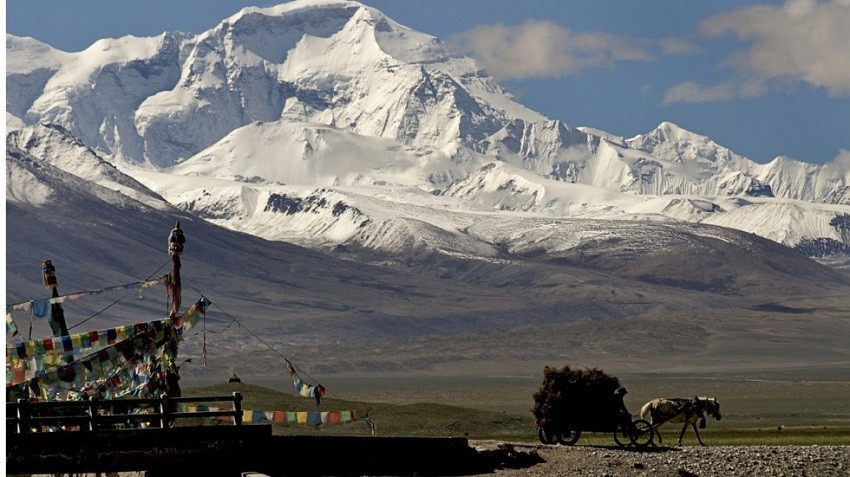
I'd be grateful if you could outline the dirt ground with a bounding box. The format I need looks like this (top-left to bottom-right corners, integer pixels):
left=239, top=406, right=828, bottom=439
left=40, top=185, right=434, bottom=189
left=473, top=441, right=850, bottom=477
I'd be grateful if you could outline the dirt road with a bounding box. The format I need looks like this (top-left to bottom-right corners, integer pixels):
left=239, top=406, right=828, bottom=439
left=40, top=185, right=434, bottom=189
left=472, top=441, right=849, bottom=476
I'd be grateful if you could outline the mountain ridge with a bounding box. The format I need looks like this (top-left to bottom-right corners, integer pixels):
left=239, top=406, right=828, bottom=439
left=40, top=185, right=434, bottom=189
left=6, top=1, right=848, bottom=204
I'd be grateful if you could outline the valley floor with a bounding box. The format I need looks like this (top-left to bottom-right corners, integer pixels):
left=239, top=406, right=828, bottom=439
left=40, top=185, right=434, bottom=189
left=211, top=371, right=850, bottom=428
left=183, top=370, right=850, bottom=442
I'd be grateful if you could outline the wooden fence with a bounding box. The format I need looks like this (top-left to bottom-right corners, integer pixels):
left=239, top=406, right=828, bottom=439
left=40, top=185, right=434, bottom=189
left=6, top=392, right=243, bottom=433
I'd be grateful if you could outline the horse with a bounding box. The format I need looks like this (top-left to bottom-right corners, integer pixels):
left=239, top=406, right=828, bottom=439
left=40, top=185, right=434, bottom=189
left=639, top=397, right=721, bottom=446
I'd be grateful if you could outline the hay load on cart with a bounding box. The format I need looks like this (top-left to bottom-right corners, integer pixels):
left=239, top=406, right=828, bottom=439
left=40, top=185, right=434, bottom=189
left=532, top=365, right=653, bottom=447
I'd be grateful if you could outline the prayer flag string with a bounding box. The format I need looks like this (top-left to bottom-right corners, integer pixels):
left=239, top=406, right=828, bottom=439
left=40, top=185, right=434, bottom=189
left=5, top=277, right=166, bottom=315
left=286, top=359, right=325, bottom=407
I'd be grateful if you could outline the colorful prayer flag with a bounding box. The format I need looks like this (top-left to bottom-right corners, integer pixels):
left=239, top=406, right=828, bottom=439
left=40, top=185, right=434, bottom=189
left=6, top=312, right=19, bottom=336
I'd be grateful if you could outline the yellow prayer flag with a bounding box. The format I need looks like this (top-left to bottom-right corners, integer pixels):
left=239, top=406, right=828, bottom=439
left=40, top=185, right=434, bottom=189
left=296, top=411, right=308, bottom=424
left=116, top=326, right=131, bottom=340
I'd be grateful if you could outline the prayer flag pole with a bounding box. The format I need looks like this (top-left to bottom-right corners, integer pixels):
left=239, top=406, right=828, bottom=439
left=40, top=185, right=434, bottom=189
left=165, top=220, right=186, bottom=403
left=42, top=260, right=69, bottom=337
left=168, top=221, right=185, bottom=318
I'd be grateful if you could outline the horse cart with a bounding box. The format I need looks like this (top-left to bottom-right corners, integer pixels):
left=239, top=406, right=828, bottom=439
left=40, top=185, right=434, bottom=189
left=532, top=365, right=654, bottom=448
left=535, top=410, right=654, bottom=448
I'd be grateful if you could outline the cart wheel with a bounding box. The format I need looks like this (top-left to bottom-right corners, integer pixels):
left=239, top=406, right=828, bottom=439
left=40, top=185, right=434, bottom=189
left=537, top=426, right=555, bottom=444
left=629, top=419, right=654, bottom=448
left=556, top=429, right=581, bottom=446
left=613, top=425, right=631, bottom=447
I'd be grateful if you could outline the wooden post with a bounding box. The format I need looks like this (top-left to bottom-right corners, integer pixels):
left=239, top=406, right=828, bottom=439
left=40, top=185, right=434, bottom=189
left=17, top=399, right=28, bottom=434
left=233, top=392, right=243, bottom=426
left=160, top=396, right=169, bottom=429
left=87, top=396, right=98, bottom=431
left=165, top=220, right=185, bottom=403
left=167, top=221, right=185, bottom=318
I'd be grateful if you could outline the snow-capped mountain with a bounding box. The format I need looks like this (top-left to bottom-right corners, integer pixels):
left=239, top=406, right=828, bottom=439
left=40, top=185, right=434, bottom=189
left=6, top=0, right=850, bottom=268
left=626, top=122, right=850, bottom=204
left=6, top=123, right=169, bottom=209
left=9, top=139, right=850, bottom=375
left=8, top=1, right=848, bottom=199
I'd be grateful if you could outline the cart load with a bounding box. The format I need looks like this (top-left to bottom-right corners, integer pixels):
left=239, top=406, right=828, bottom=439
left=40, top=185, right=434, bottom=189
left=532, top=365, right=652, bottom=447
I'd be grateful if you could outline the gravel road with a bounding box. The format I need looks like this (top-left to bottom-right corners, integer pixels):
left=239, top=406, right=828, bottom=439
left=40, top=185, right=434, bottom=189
left=472, top=442, right=849, bottom=477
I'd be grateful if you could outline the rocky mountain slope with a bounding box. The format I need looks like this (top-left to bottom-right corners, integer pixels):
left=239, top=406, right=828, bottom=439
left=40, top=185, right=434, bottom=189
left=8, top=130, right=850, bottom=376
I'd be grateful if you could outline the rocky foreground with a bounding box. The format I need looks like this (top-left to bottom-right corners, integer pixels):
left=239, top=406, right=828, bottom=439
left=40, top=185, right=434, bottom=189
left=473, top=442, right=849, bottom=477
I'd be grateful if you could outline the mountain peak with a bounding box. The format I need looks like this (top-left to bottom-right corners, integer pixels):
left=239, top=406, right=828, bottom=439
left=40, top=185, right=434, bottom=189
left=650, top=121, right=707, bottom=143
left=225, top=0, right=365, bottom=21
left=6, top=34, right=72, bottom=73
left=626, top=121, right=747, bottom=167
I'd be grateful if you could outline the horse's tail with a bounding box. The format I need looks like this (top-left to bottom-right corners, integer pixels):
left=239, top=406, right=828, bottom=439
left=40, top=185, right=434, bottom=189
left=639, top=401, right=653, bottom=422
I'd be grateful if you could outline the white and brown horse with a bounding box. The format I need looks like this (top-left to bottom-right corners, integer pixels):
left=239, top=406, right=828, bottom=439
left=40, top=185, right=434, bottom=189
left=639, top=397, right=721, bottom=446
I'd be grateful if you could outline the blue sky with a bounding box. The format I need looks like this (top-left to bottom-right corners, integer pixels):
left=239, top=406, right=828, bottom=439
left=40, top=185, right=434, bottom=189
left=6, top=0, right=849, bottom=165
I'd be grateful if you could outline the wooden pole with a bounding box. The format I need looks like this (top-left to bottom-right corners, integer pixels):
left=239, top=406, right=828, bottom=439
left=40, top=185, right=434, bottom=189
left=42, top=260, right=69, bottom=337
left=165, top=221, right=186, bottom=404
left=168, top=221, right=185, bottom=318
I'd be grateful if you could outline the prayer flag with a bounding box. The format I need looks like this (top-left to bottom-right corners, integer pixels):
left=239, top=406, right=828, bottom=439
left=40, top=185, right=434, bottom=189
left=32, top=299, right=49, bottom=318
left=6, top=312, right=19, bottom=336
left=307, top=412, right=321, bottom=426
left=13, top=366, right=25, bottom=384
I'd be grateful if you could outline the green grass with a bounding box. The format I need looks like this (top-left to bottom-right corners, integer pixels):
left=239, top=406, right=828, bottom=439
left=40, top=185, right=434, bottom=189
left=465, top=427, right=850, bottom=447
left=181, top=380, right=850, bottom=445
left=671, top=426, right=850, bottom=446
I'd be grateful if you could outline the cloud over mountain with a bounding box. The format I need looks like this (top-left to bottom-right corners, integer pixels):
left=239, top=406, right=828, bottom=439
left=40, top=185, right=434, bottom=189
left=665, top=0, right=850, bottom=103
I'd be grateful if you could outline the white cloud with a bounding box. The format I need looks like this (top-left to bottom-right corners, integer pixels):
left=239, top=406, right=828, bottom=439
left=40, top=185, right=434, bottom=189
left=448, top=20, right=692, bottom=80
left=697, top=0, right=850, bottom=97
left=663, top=78, right=767, bottom=104
left=658, top=37, right=701, bottom=56
left=827, top=148, right=850, bottom=173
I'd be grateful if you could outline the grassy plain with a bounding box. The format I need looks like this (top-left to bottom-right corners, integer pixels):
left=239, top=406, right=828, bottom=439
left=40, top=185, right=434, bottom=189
left=182, top=371, right=850, bottom=446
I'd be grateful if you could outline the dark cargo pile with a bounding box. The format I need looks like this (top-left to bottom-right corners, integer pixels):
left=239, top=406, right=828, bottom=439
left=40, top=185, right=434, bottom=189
left=532, top=365, right=621, bottom=431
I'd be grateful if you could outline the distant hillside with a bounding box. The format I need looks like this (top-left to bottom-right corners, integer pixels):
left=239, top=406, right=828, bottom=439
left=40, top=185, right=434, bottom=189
left=182, top=381, right=532, bottom=440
